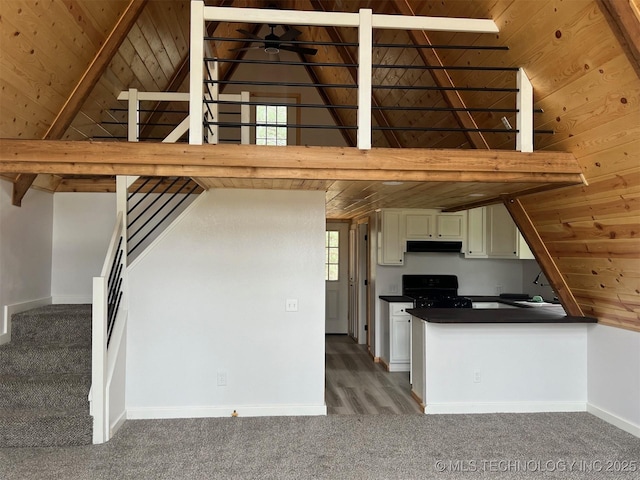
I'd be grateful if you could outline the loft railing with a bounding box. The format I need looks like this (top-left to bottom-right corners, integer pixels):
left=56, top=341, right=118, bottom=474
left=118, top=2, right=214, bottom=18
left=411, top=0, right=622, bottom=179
left=189, top=2, right=551, bottom=152
left=91, top=211, right=126, bottom=444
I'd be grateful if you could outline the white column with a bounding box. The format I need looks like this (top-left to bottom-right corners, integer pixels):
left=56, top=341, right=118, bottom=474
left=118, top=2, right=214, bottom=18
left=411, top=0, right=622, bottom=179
left=127, top=88, right=139, bottom=143
left=189, top=0, right=205, bottom=145
left=358, top=9, right=373, bottom=150
left=516, top=67, right=534, bottom=152
left=240, top=91, right=251, bottom=145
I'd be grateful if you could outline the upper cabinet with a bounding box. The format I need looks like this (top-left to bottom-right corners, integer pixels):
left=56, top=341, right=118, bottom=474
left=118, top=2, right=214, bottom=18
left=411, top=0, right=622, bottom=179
left=377, top=209, right=405, bottom=265
left=465, top=204, right=534, bottom=260
left=377, top=209, right=466, bottom=265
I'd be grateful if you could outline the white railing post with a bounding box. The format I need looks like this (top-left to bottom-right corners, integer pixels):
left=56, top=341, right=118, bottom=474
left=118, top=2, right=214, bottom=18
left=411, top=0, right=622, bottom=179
left=240, top=91, right=251, bottom=145
left=189, top=0, right=205, bottom=145
left=91, top=276, right=108, bottom=444
left=127, top=88, right=139, bottom=143
left=358, top=8, right=373, bottom=150
left=517, top=67, right=534, bottom=152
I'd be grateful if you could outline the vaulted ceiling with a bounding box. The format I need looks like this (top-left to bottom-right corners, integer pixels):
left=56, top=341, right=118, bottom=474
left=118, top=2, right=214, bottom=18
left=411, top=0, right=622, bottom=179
left=0, top=0, right=638, bottom=330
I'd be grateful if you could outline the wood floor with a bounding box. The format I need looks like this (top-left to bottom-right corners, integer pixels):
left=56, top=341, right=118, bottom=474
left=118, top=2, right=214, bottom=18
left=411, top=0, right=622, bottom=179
left=325, top=335, right=423, bottom=415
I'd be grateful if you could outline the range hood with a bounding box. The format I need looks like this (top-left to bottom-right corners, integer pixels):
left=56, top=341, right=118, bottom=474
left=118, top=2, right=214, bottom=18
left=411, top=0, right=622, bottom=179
left=406, top=240, right=463, bottom=253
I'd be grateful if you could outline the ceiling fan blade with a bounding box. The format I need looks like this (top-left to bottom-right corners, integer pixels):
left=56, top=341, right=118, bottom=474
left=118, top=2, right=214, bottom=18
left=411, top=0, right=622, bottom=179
left=279, top=27, right=301, bottom=42
left=279, top=45, right=318, bottom=55
left=228, top=46, right=261, bottom=52
left=236, top=29, right=263, bottom=40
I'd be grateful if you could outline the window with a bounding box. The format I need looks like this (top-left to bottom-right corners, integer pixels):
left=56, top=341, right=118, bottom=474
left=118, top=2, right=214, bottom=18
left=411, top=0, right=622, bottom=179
left=256, top=105, right=287, bottom=145
left=326, top=230, right=339, bottom=281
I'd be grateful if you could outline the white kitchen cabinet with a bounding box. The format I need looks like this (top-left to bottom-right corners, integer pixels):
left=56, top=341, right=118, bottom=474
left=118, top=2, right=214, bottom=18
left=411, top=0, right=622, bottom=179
left=377, top=209, right=404, bottom=265
left=404, top=212, right=434, bottom=239
left=381, top=301, right=412, bottom=372
left=467, top=204, right=534, bottom=260
left=465, top=207, right=487, bottom=257
left=435, top=213, right=465, bottom=240
left=403, top=210, right=465, bottom=241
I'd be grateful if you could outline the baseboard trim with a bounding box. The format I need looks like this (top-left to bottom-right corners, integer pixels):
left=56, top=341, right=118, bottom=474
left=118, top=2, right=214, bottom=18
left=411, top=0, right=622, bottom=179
left=424, top=401, right=587, bottom=415
left=126, top=404, right=327, bottom=420
left=410, top=389, right=426, bottom=412
left=587, top=403, right=640, bottom=438
left=379, top=358, right=390, bottom=371
left=52, top=295, right=92, bottom=304
left=1, top=297, right=52, bottom=345
left=109, top=410, right=127, bottom=439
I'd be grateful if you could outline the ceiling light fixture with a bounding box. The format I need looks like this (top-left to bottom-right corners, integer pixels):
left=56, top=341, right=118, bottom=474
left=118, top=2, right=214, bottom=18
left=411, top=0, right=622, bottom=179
left=382, top=181, right=404, bottom=186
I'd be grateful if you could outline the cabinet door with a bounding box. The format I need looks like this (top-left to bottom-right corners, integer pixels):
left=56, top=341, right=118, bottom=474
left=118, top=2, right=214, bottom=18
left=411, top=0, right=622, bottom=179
left=487, top=204, right=518, bottom=258
left=378, top=210, right=404, bottom=265
left=390, top=315, right=411, bottom=363
left=465, top=207, right=487, bottom=257
left=435, top=213, right=465, bottom=240
left=404, top=213, right=433, bottom=239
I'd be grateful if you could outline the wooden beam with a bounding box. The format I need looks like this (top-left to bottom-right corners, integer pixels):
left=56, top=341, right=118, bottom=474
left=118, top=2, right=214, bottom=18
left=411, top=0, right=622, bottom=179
left=393, top=0, right=491, bottom=150
left=11, top=0, right=148, bottom=205
left=46, top=0, right=148, bottom=139
left=502, top=196, right=583, bottom=317
left=309, top=0, right=402, bottom=148
left=0, top=140, right=583, bottom=183
left=11, top=174, right=38, bottom=207
left=598, top=0, right=640, bottom=77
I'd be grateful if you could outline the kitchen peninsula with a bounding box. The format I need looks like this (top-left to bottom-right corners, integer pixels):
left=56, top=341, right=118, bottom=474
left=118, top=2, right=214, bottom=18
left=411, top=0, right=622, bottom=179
left=408, top=305, right=597, bottom=415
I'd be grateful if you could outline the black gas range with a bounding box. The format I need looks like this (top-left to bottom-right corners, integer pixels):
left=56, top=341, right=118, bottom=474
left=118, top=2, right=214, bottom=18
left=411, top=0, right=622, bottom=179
left=402, top=274, right=473, bottom=309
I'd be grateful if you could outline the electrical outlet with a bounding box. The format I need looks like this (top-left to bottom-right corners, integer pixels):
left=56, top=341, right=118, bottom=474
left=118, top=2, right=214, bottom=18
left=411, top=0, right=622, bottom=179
left=217, top=370, right=227, bottom=386
left=474, top=371, right=481, bottom=383
left=285, top=299, right=298, bottom=312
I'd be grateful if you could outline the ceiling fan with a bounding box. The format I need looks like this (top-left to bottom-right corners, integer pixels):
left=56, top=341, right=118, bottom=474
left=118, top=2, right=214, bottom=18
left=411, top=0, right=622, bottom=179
left=229, top=24, right=318, bottom=59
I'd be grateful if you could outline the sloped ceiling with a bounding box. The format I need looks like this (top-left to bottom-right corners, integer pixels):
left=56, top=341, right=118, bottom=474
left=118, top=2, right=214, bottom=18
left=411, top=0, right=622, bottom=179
left=0, top=0, right=638, bottom=331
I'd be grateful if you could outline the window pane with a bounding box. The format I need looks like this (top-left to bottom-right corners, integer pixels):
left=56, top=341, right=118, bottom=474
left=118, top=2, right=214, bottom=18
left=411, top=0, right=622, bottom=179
left=276, top=127, right=287, bottom=140
left=328, top=231, right=339, bottom=247
left=329, top=248, right=339, bottom=264
left=277, top=106, right=287, bottom=122
left=256, top=106, right=266, bottom=122
left=328, top=264, right=339, bottom=281
left=256, top=126, right=266, bottom=138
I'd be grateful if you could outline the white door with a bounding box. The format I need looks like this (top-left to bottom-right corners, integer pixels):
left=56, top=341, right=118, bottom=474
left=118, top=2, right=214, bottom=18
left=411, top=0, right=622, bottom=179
left=326, top=222, right=349, bottom=334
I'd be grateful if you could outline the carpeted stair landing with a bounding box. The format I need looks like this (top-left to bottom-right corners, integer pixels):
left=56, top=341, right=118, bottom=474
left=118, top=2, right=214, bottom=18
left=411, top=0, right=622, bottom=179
left=0, top=304, right=92, bottom=447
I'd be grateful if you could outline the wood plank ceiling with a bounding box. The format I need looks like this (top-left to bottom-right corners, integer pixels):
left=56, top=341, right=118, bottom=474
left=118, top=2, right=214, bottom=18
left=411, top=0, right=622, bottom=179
left=0, top=0, right=638, bottom=330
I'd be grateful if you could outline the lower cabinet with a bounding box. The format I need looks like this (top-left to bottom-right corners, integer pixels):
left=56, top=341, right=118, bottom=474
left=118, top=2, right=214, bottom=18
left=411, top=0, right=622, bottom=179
left=381, top=302, right=412, bottom=372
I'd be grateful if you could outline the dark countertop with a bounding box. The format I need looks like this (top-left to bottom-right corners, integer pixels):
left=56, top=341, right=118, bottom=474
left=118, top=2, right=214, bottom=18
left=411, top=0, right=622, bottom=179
left=379, top=295, right=414, bottom=302
left=406, top=307, right=597, bottom=324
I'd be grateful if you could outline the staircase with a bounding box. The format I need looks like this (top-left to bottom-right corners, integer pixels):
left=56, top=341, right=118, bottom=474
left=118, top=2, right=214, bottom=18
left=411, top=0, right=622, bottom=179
left=0, top=305, right=93, bottom=447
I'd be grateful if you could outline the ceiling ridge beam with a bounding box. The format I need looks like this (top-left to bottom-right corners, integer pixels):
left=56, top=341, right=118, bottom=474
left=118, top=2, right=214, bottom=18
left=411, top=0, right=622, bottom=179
left=12, top=0, right=148, bottom=206
left=308, top=0, right=401, bottom=148
left=394, top=0, right=491, bottom=150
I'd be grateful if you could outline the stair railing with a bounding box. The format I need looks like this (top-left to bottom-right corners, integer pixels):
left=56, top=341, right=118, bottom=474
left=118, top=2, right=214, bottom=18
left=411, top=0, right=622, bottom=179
left=91, top=211, right=125, bottom=444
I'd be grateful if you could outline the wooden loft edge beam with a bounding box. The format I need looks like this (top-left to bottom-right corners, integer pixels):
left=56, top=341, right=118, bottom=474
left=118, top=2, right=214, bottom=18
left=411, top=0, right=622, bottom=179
left=0, top=140, right=583, bottom=182
left=502, top=196, right=583, bottom=317
left=394, top=0, right=490, bottom=150
left=12, top=0, right=148, bottom=206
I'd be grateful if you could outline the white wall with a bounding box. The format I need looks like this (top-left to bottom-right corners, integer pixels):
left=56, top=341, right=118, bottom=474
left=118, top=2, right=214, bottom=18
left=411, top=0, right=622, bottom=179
left=0, top=179, right=53, bottom=339
left=51, top=193, right=116, bottom=303
left=588, top=324, right=640, bottom=437
left=126, top=189, right=326, bottom=418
